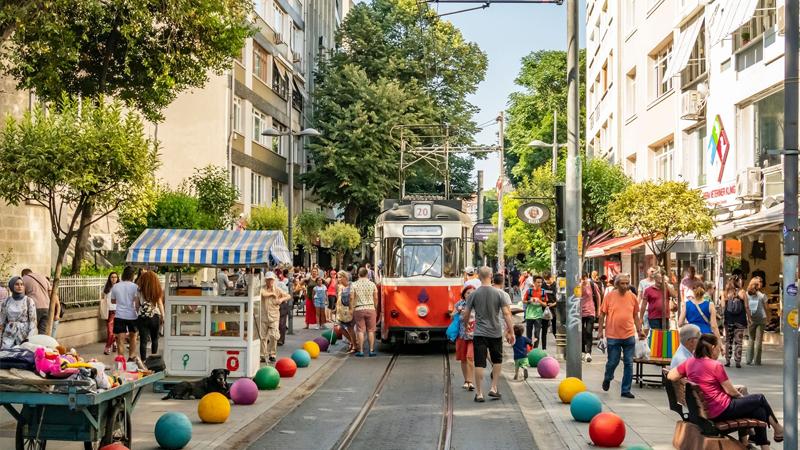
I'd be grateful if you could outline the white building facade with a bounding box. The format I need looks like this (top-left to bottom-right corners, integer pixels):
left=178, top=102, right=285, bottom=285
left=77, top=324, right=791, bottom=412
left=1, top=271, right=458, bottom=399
left=586, top=0, right=791, bottom=295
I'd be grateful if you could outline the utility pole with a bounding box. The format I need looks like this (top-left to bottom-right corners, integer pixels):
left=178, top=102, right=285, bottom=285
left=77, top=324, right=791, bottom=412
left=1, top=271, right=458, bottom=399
left=782, top=0, right=798, bottom=447
left=497, top=111, right=505, bottom=275
left=551, top=110, right=558, bottom=279
left=565, top=0, right=582, bottom=379
left=477, top=170, right=484, bottom=267
left=287, top=79, right=295, bottom=336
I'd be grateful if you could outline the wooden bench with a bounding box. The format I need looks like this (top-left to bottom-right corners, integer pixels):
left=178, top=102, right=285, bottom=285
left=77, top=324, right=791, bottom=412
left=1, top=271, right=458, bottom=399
left=633, top=357, right=671, bottom=388
left=663, top=369, right=767, bottom=449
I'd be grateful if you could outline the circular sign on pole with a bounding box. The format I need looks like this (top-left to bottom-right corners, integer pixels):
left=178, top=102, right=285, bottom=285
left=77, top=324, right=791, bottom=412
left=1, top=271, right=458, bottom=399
left=517, top=202, right=551, bottom=225
left=787, top=309, right=799, bottom=330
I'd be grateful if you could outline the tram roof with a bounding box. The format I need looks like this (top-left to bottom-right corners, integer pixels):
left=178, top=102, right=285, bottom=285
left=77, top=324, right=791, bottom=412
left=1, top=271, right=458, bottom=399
left=376, top=200, right=470, bottom=223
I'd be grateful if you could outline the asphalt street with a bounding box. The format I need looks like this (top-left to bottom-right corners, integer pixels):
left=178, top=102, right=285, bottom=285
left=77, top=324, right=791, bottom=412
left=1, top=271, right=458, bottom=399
left=248, top=344, right=535, bottom=450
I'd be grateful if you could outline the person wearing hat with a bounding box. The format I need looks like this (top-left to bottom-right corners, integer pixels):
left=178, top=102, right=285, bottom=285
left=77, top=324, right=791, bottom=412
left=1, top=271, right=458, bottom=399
left=0, top=277, right=37, bottom=349
left=260, top=272, right=291, bottom=363
left=464, top=266, right=481, bottom=289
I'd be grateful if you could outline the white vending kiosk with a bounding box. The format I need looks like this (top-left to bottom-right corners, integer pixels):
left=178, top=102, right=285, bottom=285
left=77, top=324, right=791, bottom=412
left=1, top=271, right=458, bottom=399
left=126, top=228, right=292, bottom=378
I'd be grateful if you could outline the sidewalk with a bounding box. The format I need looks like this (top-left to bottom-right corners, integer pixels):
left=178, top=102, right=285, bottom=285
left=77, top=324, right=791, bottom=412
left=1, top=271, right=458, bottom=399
left=0, top=326, right=347, bottom=449
left=506, top=340, right=796, bottom=450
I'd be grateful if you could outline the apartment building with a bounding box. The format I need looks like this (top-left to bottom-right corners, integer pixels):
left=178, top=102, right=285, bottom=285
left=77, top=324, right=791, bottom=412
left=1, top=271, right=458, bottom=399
left=585, top=0, right=788, bottom=284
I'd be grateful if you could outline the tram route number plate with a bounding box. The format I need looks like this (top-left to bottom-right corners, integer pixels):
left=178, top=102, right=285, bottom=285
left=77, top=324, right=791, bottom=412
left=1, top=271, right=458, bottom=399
left=412, top=202, right=432, bottom=219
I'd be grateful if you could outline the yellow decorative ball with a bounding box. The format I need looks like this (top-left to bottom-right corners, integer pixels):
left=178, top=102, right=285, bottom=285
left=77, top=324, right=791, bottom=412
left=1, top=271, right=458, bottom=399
left=197, top=392, right=230, bottom=423
left=303, top=341, right=321, bottom=359
left=558, top=377, right=587, bottom=404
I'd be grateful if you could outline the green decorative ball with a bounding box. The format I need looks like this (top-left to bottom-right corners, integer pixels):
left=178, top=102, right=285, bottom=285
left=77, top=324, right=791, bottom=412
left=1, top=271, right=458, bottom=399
left=253, top=366, right=280, bottom=390
left=321, top=329, right=337, bottom=345
left=527, top=348, right=548, bottom=367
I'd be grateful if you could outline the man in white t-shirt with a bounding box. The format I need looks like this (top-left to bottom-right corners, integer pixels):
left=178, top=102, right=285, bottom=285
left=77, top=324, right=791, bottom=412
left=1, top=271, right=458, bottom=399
left=110, top=266, right=140, bottom=362
left=464, top=266, right=481, bottom=289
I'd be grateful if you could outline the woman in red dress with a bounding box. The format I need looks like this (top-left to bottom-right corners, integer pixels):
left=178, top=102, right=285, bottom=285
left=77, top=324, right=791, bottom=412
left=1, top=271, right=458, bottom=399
left=304, top=268, right=319, bottom=328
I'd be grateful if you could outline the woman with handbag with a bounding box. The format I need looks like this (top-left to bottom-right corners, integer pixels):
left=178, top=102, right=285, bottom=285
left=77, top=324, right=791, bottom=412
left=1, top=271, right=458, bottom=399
left=336, top=271, right=356, bottom=353
left=679, top=283, right=720, bottom=340
left=100, top=272, right=119, bottom=355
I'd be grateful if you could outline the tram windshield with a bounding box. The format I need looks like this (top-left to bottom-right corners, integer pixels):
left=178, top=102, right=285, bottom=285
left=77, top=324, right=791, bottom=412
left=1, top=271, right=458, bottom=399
left=403, top=244, right=442, bottom=277
left=383, top=237, right=462, bottom=278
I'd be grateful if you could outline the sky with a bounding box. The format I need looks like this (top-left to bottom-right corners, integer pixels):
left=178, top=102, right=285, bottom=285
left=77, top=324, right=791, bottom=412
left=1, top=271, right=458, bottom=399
left=437, top=0, right=587, bottom=191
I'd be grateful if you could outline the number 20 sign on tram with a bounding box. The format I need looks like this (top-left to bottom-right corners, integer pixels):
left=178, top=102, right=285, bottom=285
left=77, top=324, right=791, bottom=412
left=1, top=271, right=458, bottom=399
left=374, top=199, right=473, bottom=344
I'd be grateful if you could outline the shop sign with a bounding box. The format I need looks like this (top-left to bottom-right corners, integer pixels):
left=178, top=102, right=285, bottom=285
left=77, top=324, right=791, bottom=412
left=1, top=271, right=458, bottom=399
left=708, top=114, right=731, bottom=183
left=473, top=224, right=496, bottom=242
left=516, top=202, right=551, bottom=224
left=703, top=184, right=736, bottom=202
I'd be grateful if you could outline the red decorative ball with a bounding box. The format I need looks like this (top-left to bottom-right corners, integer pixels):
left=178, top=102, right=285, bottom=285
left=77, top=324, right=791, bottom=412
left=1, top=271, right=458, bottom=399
left=334, top=324, right=344, bottom=339
left=589, top=412, right=626, bottom=447
left=100, top=444, right=129, bottom=450
left=275, top=357, right=297, bottom=377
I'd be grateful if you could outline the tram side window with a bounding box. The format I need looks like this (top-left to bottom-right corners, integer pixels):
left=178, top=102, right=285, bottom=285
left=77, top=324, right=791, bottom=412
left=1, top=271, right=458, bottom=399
left=443, top=238, right=461, bottom=278
left=384, top=237, right=402, bottom=278
left=403, top=244, right=442, bottom=277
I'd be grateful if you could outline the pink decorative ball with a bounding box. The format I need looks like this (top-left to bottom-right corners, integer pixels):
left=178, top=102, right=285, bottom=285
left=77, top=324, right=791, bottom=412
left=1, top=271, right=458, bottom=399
left=537, top=356, right=560, bottom=378
left=313, top=336, right=330, bottom=352
left=230, top=378, right=258, bottom=405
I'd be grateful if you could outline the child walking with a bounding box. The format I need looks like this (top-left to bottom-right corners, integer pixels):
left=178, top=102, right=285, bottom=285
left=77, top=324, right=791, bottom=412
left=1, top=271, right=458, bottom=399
left=512, top=324, right=533, bottom=380
left=312, top=278, right=327, bottom=330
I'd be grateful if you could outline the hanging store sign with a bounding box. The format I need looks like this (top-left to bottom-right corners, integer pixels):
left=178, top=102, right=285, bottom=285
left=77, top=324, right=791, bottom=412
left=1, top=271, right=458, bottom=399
left=516, top=202, right=551, bottom=225
left=473, top=224, right=497, bottom=242
left=708, top=114, right=731, bottom=183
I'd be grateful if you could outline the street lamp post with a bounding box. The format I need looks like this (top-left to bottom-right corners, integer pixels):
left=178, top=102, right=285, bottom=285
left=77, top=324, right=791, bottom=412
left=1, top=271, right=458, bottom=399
left=261, top=115, right=320, bottom=336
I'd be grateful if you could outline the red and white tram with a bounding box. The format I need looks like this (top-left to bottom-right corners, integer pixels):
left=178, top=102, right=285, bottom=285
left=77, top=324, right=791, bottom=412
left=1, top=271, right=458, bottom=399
left=374, top=199, right=473, bottom=344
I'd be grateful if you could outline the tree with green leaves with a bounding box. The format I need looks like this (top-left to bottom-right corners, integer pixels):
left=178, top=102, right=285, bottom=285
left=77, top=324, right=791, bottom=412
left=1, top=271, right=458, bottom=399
left=0, top=0, right=253, bottom=273
left=304, top=0, right=487, bottom=228
left=184, top=166, right=240, bottom=230
left=0, top=97, right=158, bottom=333
left=505, top=49, right=586, bottom=184
left=295, top=211, right=327, bottom=265
left=320, top=222, right=362, bottom=269
left=118, top=189, right=213, bottom=248
left=608, top=181, right=714, bottom=320
left=247, top=201, right=290, bottom=239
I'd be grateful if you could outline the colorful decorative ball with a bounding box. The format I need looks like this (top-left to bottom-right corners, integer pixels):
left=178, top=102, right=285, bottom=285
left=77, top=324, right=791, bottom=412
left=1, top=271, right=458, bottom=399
left=321, top=329, right=338, bottom=345
left=253, top=366, right=280, bottom=390
left=99, top=444, right=129, bottom=450
left=197, top=392, right=230, bottom=423
left=570, top=391, right=602, bottom=422
left=333, top=325, right=344, bottom=339
left=275, top=357, right=297, bottom=377
left=589, top=412, right=626, bottom=447
left=291, top=349, right=312, bottom=368
left=154, top=412, right=192, bottom=449
left=527, top=348, right=548, bottom=367
left=536, top=356, right=560, bottom=378
left=313, top=336, right=330, bottom=352
left=230, top=378, right=259, bottom=405
left=303, top=340, right=321, bottom=358
left=558, top=377, right=587, bottom=403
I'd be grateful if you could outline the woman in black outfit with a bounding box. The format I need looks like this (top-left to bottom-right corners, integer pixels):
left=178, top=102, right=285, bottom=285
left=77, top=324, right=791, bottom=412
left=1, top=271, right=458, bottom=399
left=135, top=271, right=164, bottom=363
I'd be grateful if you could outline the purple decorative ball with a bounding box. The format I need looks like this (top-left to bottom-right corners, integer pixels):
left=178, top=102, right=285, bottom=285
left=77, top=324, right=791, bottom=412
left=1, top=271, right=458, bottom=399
left=230, top=378, right=258, bottom=405
left=537, top=356, right=560, bottom=379
left=313, top=336, right=330, bottom=352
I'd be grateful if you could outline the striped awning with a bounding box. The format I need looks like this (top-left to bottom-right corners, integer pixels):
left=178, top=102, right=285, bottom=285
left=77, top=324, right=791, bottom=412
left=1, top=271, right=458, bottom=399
left=126, top=229, right=292, bottom=267
left=706, top=0, right=759, bottom=46
left=664, top=16, right=704, bottom=80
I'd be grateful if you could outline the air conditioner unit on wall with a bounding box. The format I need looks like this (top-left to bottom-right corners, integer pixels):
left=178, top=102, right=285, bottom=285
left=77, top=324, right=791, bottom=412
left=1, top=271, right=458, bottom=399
left=681, top=90, right=705, bottom=120
left=90, top=234, right=114, bottom=251
left=735, top=167, right=763, bottom=200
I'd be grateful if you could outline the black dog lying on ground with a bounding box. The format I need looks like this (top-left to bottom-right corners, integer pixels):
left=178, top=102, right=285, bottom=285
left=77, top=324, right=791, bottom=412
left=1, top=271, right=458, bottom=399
left=161, top=368, right=231, bottom=400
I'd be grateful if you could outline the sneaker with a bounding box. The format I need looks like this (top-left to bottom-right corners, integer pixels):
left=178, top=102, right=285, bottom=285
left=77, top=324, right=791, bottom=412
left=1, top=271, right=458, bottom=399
left=355, top=352, right=365, bottom=357
left=487, top=390, right=502, bottom=399
left=523, top=368, right=529, bottom=380
left=585, top=354, right=592, bottom=362
left=269, top=356, right=276, bottom=363
left=725, top=361, right=730, bottom=367
left=368, top=351, right=377, bottom=357
left=602, top=379, right=610, bottom=391
left=736, top=362, right=742, bottom=368
left=621, top=392, right=635, bottom=399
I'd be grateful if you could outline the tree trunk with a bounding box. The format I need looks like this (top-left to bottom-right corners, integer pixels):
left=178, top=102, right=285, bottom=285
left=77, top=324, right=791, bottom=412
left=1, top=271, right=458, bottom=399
left=47, top=243, right=69, bottom=336
left=70, top=202, right=94, bottom=275
left=343, top=204, right=359, bottom=225
left=658, top=252, right=670, bottom=330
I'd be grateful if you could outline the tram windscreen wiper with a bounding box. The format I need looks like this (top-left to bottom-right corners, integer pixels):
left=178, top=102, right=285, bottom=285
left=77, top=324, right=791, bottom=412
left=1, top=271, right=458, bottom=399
left=416, top=252, right=440, bottom=278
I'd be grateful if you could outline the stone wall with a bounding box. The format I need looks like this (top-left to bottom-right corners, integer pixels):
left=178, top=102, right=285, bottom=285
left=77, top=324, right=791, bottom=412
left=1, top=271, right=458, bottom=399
left=56, top=307, right=104, bottom=349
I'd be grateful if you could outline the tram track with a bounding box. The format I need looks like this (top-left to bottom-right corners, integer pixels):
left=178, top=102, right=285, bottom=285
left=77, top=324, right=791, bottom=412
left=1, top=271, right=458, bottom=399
left=334, top=346, right=454, bottom=450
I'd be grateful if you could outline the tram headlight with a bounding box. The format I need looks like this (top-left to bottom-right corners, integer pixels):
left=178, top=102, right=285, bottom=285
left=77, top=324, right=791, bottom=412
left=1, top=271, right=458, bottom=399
left=390, top=309, right=400, bottom=318
left=416, top=305, right=429, bottom=318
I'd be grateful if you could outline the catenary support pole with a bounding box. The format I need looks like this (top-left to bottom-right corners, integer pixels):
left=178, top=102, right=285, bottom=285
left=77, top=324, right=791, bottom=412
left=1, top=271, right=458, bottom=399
left=497, top=111, right=505, bottom=275
left=552, top=110, right=558, bottom=278
left=477, top=170, right=484, bottom=266
left=782, top=0, right=798, bottom=447
left=565, top=0, right=582, bottom=379
left=287, top=82, right=295, bottom=336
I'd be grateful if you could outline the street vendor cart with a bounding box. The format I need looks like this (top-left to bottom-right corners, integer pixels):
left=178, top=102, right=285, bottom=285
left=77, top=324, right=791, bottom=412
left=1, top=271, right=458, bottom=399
left=126, top=229, right=292, bottom=378
left=0, top=371, right=164, bottom=449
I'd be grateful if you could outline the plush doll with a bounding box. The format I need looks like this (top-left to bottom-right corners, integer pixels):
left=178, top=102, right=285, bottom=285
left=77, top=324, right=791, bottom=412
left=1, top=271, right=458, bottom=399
left=34, top=347, right=78, bottom=378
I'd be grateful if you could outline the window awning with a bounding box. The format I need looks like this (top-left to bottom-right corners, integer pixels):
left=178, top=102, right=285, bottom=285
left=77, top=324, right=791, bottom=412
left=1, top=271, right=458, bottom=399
left=664, top=16, right=704, bottom=80
left=585, top=235, right=645, bottom=258
left=713, top=203, right=784, bottom=238
left=273, top=61, right=287, bottom=79
left=126, top=229, right=292, bottom=267
left=706, top=0, right=759, bottom=46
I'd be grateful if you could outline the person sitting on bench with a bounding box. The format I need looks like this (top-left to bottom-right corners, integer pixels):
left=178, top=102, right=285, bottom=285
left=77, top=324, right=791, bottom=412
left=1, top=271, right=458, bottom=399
left=667, top=334, right=783, bottom=449
left=670, top=324, right=701, bottom=369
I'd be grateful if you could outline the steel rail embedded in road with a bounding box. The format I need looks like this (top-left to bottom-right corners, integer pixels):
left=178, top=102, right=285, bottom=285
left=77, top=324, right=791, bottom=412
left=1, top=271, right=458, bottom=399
left=438, top=349, right=454, bottom=450
left=334, top=353, right=400, bottom=450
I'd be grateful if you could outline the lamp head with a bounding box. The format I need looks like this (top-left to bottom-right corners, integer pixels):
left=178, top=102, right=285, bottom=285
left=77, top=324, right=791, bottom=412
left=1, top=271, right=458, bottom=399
left=260, top=127, right=281, bottom=137
left=299, top=128, right=321, bottom=137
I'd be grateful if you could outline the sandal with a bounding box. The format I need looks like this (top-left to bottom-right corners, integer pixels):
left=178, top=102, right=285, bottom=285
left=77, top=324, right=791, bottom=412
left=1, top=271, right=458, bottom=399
left=462, top=382, right=470, bottom=390
left=467, top=382, right=475, bottom=391
left=488, top=390, right=502, bottom=399
left=474, top=394, right=485, bottom=403
left=774, top=429, right=784, bottom=443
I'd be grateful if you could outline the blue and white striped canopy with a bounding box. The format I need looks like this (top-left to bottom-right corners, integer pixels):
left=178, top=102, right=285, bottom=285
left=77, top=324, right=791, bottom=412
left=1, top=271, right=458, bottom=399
left=126, top=229, right=292, bottom=267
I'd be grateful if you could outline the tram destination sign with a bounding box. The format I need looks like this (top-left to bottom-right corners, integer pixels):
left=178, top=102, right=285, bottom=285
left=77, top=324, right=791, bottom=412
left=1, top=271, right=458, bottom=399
left=473, top=224, right=497, bottom=242
left=517, top=202, right=550, bottom=225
